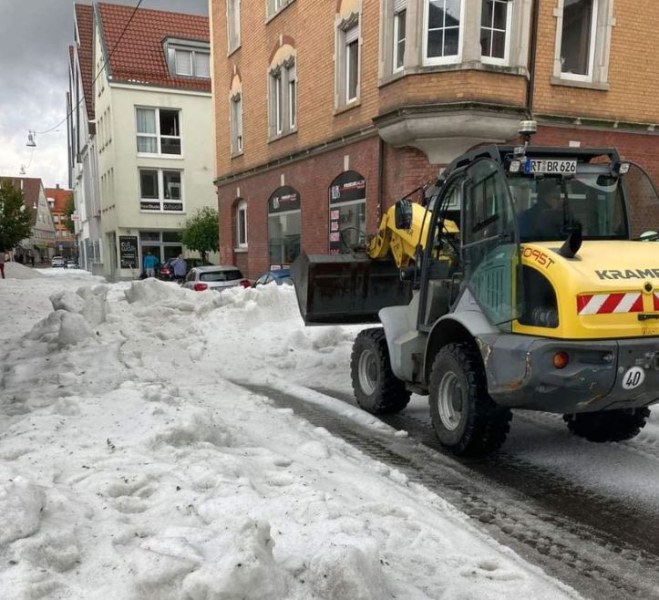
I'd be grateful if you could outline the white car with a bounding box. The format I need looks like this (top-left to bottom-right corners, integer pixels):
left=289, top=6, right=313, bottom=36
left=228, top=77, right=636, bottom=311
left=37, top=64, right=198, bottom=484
left=51, top=256, right=66, bottom=268
left=181, top=265, right=251, bottom=292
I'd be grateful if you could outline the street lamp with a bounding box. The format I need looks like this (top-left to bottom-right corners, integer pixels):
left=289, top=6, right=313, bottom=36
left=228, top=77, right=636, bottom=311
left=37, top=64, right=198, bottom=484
left=26, top=131, right=36, bottom=147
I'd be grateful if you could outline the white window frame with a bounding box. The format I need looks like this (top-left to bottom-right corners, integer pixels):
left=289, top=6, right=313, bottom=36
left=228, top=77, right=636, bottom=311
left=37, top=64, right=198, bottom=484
left=138, top=168, right=184, bottom=212
left=422, top=0, right=465, bottom=66
left=268, top=57, right=297, bottom=138
left=345, top=25, right=360, bottom=103
left=393, top=1, right=407, bottom=73
left=227, top=0, right=241, bottom=53
left=480, top=0, right=512, bottom=66
left=554, top=0, right=600, bottom=83
left=287, top=62, right=297, bottom=129
left=136, top=107, right=182, bottom=156
left=336, top=13, right=361, bottom=108
left=273, top=69, right=283, bottom=135
left=267, top=0, right=293, bottom=19
left=230, top=93, right=243, bottom=155
left=236, top=199, right=248, bottom=248
left=164, top=39, right=211, bottom=79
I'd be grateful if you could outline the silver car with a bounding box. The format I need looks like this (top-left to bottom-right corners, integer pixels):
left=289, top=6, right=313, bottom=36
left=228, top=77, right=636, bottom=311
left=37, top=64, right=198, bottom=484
left=181, top=265, right=250, bottom=292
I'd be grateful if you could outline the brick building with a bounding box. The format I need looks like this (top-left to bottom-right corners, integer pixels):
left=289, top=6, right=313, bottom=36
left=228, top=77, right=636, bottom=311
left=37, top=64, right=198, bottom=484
left=210, top=0, right=659, bottom=278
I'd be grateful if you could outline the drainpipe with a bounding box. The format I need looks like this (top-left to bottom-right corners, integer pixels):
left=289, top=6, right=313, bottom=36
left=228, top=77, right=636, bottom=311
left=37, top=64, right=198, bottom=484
left=377, top=136, right=384, bottom=224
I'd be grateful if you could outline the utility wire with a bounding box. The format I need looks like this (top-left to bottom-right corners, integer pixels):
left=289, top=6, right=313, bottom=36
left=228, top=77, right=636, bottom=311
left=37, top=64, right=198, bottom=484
left=33, top=0, right=145, bottom=136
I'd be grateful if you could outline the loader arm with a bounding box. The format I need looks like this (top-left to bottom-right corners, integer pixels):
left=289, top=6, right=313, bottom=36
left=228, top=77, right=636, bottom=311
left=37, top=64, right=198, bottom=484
left=367, top=203, right=431, bottom=267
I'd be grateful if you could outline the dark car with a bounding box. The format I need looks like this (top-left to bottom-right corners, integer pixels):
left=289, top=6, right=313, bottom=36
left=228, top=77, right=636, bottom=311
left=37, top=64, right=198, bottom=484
left=158, top=257, right=212, bottom=281
left=253, top=269, right=292, bottom=287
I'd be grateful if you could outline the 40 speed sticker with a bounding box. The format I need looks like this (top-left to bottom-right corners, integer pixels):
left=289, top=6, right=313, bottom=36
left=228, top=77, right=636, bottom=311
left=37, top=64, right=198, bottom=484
left=622, top=366, right=645, bottom=390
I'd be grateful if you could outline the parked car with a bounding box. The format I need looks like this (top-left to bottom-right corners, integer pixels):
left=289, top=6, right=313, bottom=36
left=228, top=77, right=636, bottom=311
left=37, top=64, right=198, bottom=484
left=181, top=265, right=251, bottom=292
left=65, top=259, right=79, bottom=269
left=158, top=257, right=212, bottom=281
left=51, top=256, right=66, bottom=268
left=253, top=269, right=292, bottom=287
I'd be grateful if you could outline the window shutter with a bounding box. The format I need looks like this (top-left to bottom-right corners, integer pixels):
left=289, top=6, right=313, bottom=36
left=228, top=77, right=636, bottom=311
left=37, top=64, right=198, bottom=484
left=175, top=50, right=193, bottom=76
left=196, top=53, right=210, bottom=78
left=345, top=24, right=359, bottom=44
left=394, top=0, right=406, bottom=12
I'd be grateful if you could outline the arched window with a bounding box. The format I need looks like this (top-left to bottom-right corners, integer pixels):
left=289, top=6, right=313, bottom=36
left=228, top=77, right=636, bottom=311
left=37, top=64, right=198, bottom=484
left=268, top=186, right=300, bottom=266
left=328, top=171, right=366, bottom=254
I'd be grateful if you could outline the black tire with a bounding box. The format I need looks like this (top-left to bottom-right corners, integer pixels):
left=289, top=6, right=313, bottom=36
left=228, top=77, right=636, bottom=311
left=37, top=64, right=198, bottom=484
left=429, top=343, right=512, bottom=457
left=563, top=407, right=651, bottom=442
left=350, top=328, right=410, bottom=414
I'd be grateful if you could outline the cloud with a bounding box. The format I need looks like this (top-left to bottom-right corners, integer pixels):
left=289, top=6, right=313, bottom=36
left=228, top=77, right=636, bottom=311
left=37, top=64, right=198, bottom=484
left=0, top=0, right=208, bottom=188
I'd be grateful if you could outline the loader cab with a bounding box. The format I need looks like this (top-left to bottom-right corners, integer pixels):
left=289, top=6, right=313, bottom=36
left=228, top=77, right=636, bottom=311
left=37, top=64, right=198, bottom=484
left=417, top=157, right=522, bottom=332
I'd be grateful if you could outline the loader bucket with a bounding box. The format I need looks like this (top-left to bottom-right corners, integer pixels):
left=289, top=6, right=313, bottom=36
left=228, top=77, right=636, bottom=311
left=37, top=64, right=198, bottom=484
left=290, top=251, right=412, bottom=325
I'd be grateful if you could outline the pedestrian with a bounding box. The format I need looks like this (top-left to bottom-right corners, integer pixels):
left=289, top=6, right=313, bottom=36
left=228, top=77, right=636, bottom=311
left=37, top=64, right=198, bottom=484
left=143, top=251, right=158, bottom=278
left=172, top=254, right=187, bottom=282
left=0, top=252, right=5, bottom=279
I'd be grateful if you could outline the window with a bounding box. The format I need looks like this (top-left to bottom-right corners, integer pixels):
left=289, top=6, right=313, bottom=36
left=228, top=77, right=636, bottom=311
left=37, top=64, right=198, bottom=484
left=560, top=0, right=597, bottom=78
left=228, top=0, right=241, bottom=52
left=345, top=26, right=359, bottom=102
left=174, top=49, right=210, bottom=78
left=136, top=108, right=181, bottom=155
left=236, top=199, right=247, bottom=248
left=268, top=187, right=301, bottom=266
left=288, top=63, right=297, bottom=129
left=424, top=0, right=463, bottom=64
left=164, top=39, right=211, bottom=79
left=267, top=0, right=292, bottom=19
left=480, top=0, right=510, bottom=64
left=139, top=169, right=183, bottom=212
left=329, top=171, right=366, bottom=254
left=231, top=94, right=243, bottom=154
left=393, top=1, right=407, bottom=71
left=336, top=15, right=360, bottom=108
left=273, top=69, right=283, bottom=135
left=553, top=0, right=612, bottom=86
left=269, top=57, right=297, bottom=138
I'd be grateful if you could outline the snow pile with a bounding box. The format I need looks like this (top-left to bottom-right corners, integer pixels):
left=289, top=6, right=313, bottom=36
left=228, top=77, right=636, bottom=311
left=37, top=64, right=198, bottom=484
left=0, top=274, right=587, bottom=600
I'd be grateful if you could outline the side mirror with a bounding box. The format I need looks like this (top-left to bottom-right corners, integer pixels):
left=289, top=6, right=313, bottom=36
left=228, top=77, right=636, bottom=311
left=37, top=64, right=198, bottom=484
left=394, top=199, right=413, bottom=230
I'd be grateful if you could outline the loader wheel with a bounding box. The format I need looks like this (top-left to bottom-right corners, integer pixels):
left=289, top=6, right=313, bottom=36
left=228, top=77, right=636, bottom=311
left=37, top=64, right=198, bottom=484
left=429, top=343, right=512, bottom=457
left=350, top=328, right=410, bottom=414
left=563, top=407, right=650, bottom=443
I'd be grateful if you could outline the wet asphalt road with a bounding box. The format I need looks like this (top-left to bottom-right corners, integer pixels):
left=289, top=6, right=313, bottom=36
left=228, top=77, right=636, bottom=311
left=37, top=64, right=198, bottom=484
left=237, top=381, right=659, bottom=600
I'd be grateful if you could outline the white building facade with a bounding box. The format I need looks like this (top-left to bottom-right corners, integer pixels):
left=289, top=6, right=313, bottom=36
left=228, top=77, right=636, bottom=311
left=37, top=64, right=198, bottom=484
left=68, top=2, right=215, bottom=280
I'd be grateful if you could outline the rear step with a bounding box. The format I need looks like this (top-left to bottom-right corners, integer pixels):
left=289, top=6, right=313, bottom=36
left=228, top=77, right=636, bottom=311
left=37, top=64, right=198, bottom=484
left=290, top=251, right=412, bottom=325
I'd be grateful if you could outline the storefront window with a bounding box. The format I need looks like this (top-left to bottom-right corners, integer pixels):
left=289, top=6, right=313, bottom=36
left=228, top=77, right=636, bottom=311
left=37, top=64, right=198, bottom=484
left=328, top=171, right=366, bottom=254
left=268, top=186, right=301, bottom=267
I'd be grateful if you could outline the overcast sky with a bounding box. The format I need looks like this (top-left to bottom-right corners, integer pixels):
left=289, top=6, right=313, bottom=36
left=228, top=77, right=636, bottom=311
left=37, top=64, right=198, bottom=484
left=0, top=0, right=208, bottom=189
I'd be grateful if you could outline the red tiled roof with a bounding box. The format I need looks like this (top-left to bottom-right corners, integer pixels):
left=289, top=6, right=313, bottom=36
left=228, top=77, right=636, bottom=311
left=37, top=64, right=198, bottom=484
left=45, top=187, right=73, bottom=213
left=75, top=3, right=95, bottom=120
left=96, top=2, right=211, bottom=93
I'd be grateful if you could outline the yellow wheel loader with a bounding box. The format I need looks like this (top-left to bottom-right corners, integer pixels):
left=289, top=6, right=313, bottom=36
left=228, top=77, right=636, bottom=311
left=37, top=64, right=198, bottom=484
left=291, top=123, right=659, bottom=456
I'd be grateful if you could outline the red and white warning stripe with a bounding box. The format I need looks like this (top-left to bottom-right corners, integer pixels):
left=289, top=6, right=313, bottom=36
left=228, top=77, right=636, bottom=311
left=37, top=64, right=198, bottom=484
left=654, top=292, right=659, bottom=311
left=577, top=292, right=643, bottom=315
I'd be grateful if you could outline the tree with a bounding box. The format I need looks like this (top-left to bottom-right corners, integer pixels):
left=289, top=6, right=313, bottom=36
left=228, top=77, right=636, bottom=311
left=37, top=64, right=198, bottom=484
left=63, top=195, right=75, bottom=234
left=181, top=206, right=219, bottom=262
left=0, top=179, right=33, bottom=252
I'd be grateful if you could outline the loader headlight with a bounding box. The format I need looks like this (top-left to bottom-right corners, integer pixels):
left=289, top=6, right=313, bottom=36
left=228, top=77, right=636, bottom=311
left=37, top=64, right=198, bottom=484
left=509, top=159, right=522, bottom=173
left=613, top=161, right=630, bottom=175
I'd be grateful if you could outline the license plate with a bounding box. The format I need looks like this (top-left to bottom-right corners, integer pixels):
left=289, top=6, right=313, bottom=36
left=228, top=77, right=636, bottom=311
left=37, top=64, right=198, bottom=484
left=525, top=158, right=577, bottom=174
